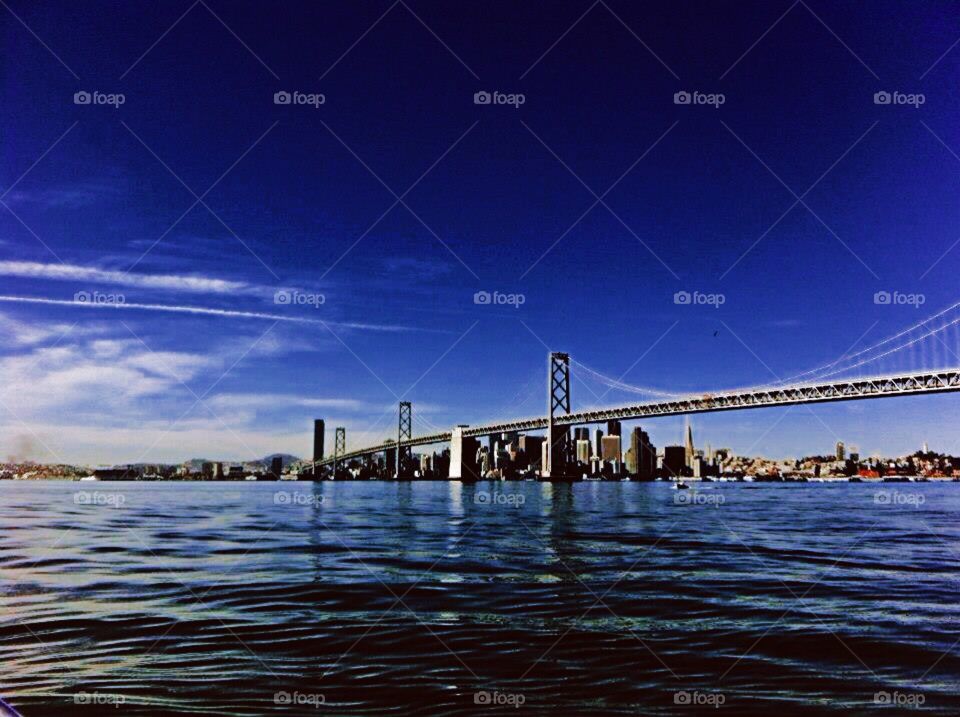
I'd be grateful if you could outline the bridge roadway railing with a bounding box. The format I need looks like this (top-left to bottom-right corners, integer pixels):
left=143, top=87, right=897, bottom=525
left=315, top=368, right=960, bottom=467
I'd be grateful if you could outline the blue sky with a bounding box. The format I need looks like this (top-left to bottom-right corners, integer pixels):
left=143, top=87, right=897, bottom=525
left=1, top=0, right=959, bottom=464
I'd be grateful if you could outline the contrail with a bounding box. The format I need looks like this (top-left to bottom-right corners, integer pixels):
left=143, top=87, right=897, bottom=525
left=0, top=295, right=426, bottom=333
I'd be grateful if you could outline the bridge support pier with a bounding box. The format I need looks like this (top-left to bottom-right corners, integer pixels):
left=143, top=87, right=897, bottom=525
left=397, top=401, right=412, bottom=479
left=543, top=352, right=572, bottom=479
left=334, top=426, right=345, bottom=479
left=449, top=425, right=480, bottom=481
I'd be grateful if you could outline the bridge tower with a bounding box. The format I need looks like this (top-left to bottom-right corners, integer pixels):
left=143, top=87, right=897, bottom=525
left=397, top=401, right=412, bottom=478
left=334, top=426, right=346, bottom=478
left=544, top=352, right=570, bottom=478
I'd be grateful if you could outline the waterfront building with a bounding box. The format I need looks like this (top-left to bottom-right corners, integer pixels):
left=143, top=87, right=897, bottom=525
left=313, top=419, right=325, bottom=461
left=576, top=439, right=591, bottom=465
left=663, top=446, right=687, bottom=478
left=519, top=435, right=543, bottom=470
left=836, top=441, right=845, bottom=461
left=601, top=435, right=622, bottom=463
left=684, top=420, right=695, bottom=469
left=629, top=427, right=657, bottom=479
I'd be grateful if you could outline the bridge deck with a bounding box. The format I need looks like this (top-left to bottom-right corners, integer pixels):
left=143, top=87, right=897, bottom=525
left=316, top=369, right=960, bottom=466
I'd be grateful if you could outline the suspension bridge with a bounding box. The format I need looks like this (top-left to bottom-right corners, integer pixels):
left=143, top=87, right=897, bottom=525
left=310, top=301, right=960, bottom=479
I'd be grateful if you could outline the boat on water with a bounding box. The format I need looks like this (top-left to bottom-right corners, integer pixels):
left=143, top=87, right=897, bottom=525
left=673, top=481, right=690, bottom=490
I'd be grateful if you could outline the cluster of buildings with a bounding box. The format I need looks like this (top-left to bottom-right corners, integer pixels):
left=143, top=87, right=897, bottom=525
left=321, top=419, right=729, bottom=481
left=4, top=425, right=957, bottom=482
left=0, top=457, right=293, bottom=481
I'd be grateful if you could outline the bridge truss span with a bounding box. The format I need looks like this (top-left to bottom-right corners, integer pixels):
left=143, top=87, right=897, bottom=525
left=315, top=368, right=960, bottom=467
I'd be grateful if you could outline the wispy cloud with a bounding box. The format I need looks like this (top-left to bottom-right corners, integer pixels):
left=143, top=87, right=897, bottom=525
left=0, top=260, right=252, bottom=295
left=0, top=295, right=435, bottom=333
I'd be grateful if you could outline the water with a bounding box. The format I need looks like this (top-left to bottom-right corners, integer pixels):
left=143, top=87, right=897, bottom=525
left=1, top=480, right=959, bottom=715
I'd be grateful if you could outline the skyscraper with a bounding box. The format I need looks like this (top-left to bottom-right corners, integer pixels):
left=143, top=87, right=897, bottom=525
left=664, top=446, right=686, bottom=478
left=684, top=419, right=695, bottom=469
left=606, top=420, right=621, bottom=437
left=313, top=419, right=325, bottom=461
left=271, top=456, right=283, bottom=478
left=836, top=441, right=845, bottom=461
left=629, top=427, right=656, bottom=480
left=601, top=435, right=622, bottom=462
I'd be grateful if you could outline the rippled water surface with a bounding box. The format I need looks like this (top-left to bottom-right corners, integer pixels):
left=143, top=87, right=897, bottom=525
left=2, top=480, right=960, bottom=715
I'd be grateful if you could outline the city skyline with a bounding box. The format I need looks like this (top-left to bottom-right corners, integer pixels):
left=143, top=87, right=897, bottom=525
left=3, top=1, right=960, bottom=464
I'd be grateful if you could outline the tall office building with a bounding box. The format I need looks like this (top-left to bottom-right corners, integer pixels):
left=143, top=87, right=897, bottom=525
left=601, top=435, right=622, bottom=463
left=595, top=428, right=604, bottom=459
left=271, top=456, right=283, bottom=477
left=629, top=427, right=657, bottom=480
left=313, top=419, right=325, bottom=461
left=664, top=446, right=687, bottom=478
left=518, top=435, right=543, bottom=470
left=836, top=441, right=845, bottom=461
left=684, top=419, right=695, bottom=469
left=576, top=439, right=591, bottom=465
left=606, top=420, right=621, bottom=437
